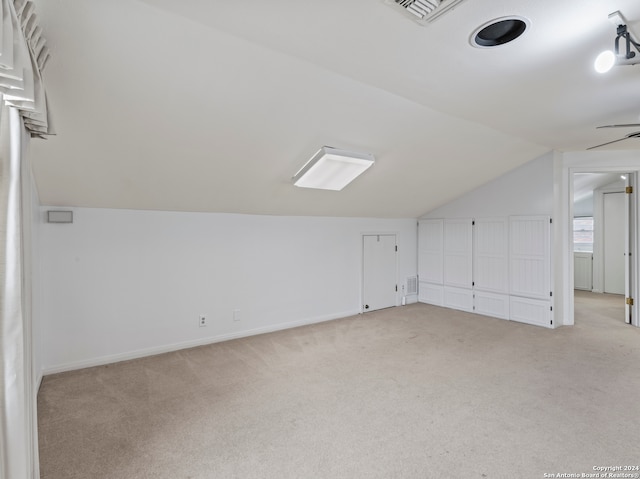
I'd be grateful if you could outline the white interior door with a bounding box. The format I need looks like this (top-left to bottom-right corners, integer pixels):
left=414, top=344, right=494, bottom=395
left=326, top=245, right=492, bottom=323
left=604, top=192, right=625, bottom=295
left=363, top=234, right=397, bottom=312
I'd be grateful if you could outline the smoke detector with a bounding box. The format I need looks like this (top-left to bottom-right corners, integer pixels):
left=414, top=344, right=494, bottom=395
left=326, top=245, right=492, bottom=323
left=385, top=0, right=468, bottom=25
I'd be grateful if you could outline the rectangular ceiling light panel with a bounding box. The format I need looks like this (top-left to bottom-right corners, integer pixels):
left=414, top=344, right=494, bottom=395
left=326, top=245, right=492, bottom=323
left=386, top=0, right=467, bottom=24
left=293, top=146, right=375, bottom=191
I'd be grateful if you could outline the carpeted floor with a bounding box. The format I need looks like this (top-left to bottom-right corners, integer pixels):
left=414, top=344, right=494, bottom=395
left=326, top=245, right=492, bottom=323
left=38, top=293, right=640, bottom=479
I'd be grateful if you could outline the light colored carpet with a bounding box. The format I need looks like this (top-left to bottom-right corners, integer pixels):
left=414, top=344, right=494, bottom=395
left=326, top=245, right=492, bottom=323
left=38, top=293, right=640, bottom=479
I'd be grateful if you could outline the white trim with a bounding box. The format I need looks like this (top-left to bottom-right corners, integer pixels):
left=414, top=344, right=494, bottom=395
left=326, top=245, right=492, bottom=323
left=42, top=309, right=359, bottom=375
left=557, top=150, right=640, bottom=327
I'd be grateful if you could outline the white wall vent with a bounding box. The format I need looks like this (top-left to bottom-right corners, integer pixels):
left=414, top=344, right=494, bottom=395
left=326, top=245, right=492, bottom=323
left=407, top=276, right=418, bottom=295
left=385, top=0, right=467, bottom=25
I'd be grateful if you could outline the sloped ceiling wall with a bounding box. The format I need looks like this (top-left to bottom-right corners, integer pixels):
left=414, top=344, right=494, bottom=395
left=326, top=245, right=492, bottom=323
left=29, top=0, right=640, bottom=217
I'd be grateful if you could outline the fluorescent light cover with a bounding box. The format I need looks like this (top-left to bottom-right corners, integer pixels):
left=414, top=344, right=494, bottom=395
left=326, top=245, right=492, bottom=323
left=293, top=146, right=375, bottom=191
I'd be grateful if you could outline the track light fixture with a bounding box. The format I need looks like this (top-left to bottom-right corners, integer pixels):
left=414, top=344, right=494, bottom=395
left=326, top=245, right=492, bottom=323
left=594, top=11, right=640, bottom=73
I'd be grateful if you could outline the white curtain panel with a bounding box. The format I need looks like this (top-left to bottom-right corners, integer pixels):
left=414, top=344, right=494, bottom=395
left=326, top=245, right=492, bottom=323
left=0, top=0, right=49, bottom=477
left=0, top=105, right=38, bottom=479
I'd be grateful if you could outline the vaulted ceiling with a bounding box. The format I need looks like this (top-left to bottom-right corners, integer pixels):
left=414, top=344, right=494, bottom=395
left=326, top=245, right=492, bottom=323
left=29, top=0, right=640, bottom=217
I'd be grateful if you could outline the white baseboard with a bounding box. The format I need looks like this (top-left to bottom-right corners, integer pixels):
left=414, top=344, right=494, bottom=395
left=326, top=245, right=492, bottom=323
left=404, top=294, right=418, bottom=305
left=35, top=371, right=43, bottom=393
left=42, top=309, right=360, bottom=375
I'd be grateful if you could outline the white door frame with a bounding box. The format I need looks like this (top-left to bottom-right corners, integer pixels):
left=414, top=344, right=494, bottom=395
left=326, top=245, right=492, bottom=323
left=558, top=150, right=640, bottom=328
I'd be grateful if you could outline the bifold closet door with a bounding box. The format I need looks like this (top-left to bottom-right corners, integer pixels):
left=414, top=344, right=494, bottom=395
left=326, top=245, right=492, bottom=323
left=473, top=217, right=508, bottom=294
left=509, top=216, right=552, bottom=328
left=418, top=219, right=444, bottom=305
left=473, top=218, right=509, bottom=319
left=443, top=219, right=473, bottom=312
left=444, top=219, right=473, bottom=288
left=418, top=219, right=443, bottom=284
left=509, top=216, right=551, bottom=299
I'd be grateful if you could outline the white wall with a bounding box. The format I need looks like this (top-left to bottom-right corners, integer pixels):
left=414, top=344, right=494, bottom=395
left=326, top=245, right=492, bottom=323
left=40, top=208, right=417, bottom=373
left=421, top=152, right=554, bottom=218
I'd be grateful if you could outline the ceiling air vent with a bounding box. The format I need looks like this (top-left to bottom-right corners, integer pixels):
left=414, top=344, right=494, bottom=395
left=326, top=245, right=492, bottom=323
left=385, top=0, right=467, bottom=25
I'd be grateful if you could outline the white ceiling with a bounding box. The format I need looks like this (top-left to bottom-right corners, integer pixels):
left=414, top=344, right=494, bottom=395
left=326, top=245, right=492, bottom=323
left=29, top=0, right=640, bottom=217
left=573, top=172, right=625, bottom=203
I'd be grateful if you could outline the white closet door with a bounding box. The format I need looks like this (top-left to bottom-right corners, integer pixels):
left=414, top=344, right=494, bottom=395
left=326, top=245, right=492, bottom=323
left=418, top=219, right=443, bottom=284
left=444, top=219, right=473, bottom=288
left=510, top=296, right=552, bottom=328
left=509, top=216, right=551, bottom=300
left=574, top=253, right=593, bottom=291
left=444, top=286, right=474, bottom=312
left=362, top=235, right=397, bottom=312
left=473, top=217, right=508, bottom=294
left=475, top=291, right=509, bottom=319
left=419, top=283, right=444, bottom=306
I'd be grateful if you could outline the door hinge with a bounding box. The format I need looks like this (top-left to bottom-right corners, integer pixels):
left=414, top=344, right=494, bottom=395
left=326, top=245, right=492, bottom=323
left=472, top=281, right=475, bottom=287
left=626, top=297, right=634, bottom=306
left=550, top=218, right=553, bottom=224
left=550, top=320, right=553, bottom=325
left=626, top=186, right=633, bottom=194
left=550, top=291, right=553, bottom=297
left=550, top=306, right=553, bottom=311
left=472, top=220, right=475, bottom=226
left=395, top=285, right=398, bottom=292
left=395, top=245, right=398, bottom=252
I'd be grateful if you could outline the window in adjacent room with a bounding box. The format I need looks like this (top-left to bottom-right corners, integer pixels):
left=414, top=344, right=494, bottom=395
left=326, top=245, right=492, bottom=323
left=573, top=216, right=594, bottom=252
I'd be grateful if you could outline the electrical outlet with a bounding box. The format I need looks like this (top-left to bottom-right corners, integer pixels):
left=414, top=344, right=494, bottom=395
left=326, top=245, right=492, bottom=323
left=199, top=314, right=207, bottom=327
left=233, top=309, right=241, bottom=322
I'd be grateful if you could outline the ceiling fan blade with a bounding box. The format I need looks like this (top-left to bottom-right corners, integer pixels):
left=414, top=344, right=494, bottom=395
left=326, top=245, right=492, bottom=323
left=587, top=136, right=633, bottom=150
left=596, top=124, right=640, bottom=129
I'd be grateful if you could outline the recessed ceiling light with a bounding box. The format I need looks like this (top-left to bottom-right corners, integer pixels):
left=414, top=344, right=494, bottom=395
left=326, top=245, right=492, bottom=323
left=471, top=16, right=529, bottom=48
